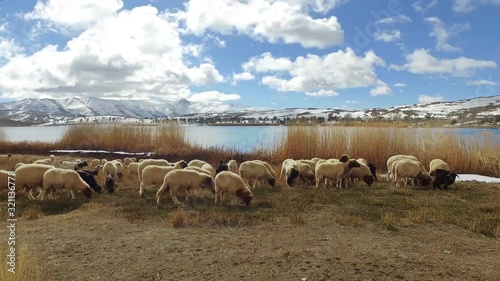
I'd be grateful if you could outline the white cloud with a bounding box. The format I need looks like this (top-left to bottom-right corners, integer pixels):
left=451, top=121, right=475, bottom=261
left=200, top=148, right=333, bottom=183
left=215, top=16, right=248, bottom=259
left=418, top=94, right=443, bottom=104
left=0, top=22, right=8, bottom=33
left=453, top=0, right=500, bottom=13
left=305, top=89, right=338, bottom=97
left=424, top=17, right=470, bottom=52
left=179, top=0, right=344, bottom=48
left=0, top=5, right=228, bottom=101
left=413, top=0, right=438, bottom=13
left=232, top=72, right=255, bottom=84
left=390, top=49, right=496, bottom=77
left=187, top=90, right=240, bottom=102
left=375, top=15, right=412, bottom=25
left=345, top=100, right=359, bottom=104
left=24, top=0, right=124, bottom=30
left=466, top=80, right=496, bottom=86
left=0, top=38, right=24, bottom=60
left=242, top=48, right=385, bottom=95
left=370, top=80, right=392, bottom=96
left=374, top=30, right=401, bottom=42
left=393, top=83, right=406, bottom=87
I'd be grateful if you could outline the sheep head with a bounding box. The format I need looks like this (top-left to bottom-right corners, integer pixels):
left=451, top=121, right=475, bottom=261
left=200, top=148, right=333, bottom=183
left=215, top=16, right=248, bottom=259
left=178, top=160, right=188, bottom=169
left=203, top=176, right=215, bottom=193
left=83, top=187, right=93, bottom=198
left=287, top=169, right=300, bottom=186
left=267, top=177, right=276, bottom=188
left=368, top=163, right=377, bottom=181
left=339, top=154, right=350, bottom=163
left=236, top=188, right=253, bottom=206
left=416, top=172, right=432, bottom=187
left=363, top=175, right=375, bottom=187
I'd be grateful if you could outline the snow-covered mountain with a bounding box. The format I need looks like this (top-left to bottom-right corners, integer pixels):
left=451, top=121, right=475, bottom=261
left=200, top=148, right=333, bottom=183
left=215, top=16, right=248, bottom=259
left=0, top=96, right=498, bottom=124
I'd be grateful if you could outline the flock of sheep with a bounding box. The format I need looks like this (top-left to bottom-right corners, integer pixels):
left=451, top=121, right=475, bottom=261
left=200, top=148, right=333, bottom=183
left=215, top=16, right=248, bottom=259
left=0, top=153, right=459, bottom=207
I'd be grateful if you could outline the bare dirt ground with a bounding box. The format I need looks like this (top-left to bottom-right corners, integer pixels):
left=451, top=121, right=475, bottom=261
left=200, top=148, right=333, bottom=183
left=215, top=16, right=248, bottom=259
left=2, top=182, right=499, bottom=281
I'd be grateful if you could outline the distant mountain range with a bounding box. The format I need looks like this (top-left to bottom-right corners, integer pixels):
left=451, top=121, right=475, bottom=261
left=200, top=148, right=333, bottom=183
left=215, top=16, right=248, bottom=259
left=0, top=96, right=498, bottom=125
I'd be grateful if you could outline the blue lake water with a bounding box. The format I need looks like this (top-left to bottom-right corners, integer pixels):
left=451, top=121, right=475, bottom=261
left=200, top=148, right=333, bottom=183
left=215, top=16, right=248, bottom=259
left=1, top=125, right=498, bottom=152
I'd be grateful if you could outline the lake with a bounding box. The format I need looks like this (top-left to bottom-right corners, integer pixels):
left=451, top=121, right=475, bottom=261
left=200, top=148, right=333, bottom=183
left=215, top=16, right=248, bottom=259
left=1, top=125, right=498, bottom=152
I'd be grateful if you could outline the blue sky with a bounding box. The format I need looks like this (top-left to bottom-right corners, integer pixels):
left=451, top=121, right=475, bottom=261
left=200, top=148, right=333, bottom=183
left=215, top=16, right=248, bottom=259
left=0, top=0, right=498, bottom=109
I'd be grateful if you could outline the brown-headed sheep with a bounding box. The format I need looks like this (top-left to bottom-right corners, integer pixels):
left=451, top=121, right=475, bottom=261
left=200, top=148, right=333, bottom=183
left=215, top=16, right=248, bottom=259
left=40, top=168, right=92, bottom=200
left=156, top=169, right=214, bottom=206
left=239, top=161, right=276, bottom=189
left=214, top=171, right=254, bottom=206
left=393, top=159, right=431, bottom=188
left=315, top=160, right=361, bottom=189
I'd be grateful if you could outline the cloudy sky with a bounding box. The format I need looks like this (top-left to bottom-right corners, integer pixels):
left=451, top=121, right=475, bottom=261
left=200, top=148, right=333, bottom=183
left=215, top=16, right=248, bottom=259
left=0, top=0, right=498, bottom=108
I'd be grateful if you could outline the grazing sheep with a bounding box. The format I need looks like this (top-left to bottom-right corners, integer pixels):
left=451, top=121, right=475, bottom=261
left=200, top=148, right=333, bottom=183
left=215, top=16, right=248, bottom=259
left=251, top=160, right=276, bottom=177
left=281, top=159, right=314, bottom=188
left=102, top=161, right=118, bottom=191
left=214, top=171, right=254, bottom=206
left=15, top=164, right=55, bottom=199
left=367, top=163, right=377, bottom=181
left=386, top=155, right=418, bottom=182
left=137, top=159, right=170, bottom=183
left=156, top=169, right=215, bottom=206
left=110, top=160, right=124, bottom=179
left=393, top=159, right=431, bottom=188
left=280, top=159, right=295, bottom=180
left=0, top=154, right=12, bottom=163
left=227, top=159, right=238, bottom=174
left=315, top=160, right=361, bottom=189
left=140, top=165, right=180, bottom=197
left=60, top=160, right=88, bottom=170
left=170, top=160, right=188, bottom=169
left=311, top=157, right=325, bottom=164
left=297, top=160, right=317, bottom=175
left=185, top=166, right=212, bottom=177
left=188, top=159, right=210, bottom=168
left=356, top=158, right=368, bottom=166
left=349, top=163, right=375, bottom=187
left=201, top=163, right=216, bottom=178
left=34, top=155, right=56, bottom=165
left=89, top=159, right=101, bottom=169
left=430, top=169, right=458, bottom=191
left=40, top=168, right=92, bottom=200
left=239, top=161, right=276, bottom=189
left=105, top=175, right=115, bottom=193
left=124, top=157, right=137, bottom=166
left=215, top=160, right=229, bottom=175
left=429, top=159, right=451, bottom=173
left=127, top=162, right=139, bottom=175
left=77, top=169, right=102, bottom=194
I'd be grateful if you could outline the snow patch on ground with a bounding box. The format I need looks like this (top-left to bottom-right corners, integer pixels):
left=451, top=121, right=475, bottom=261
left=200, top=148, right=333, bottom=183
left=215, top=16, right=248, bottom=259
left=50, top=150, right=155, bottom=156
left=456, top=174, right=500, bottom=183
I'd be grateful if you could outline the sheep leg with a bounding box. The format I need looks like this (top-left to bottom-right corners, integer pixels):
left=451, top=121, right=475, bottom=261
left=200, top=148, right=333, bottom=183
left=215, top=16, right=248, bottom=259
left=69, top=190, right=76, bottom=199
left=139, top=183, right=145, bottom=197
left=170, top=190, right=182, bottom=205
left=39, top=189, right=47, bottom=201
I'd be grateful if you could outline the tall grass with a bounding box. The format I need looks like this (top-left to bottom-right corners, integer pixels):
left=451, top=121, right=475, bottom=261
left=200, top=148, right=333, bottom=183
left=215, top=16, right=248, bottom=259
left=276, top=126, right=499, bottom=176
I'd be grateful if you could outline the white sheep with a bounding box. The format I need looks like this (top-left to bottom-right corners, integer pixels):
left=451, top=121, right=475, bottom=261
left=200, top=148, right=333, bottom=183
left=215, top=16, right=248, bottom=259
left=311, top=157, right=325, bottom=164
left=429, top=159, right=451, bottom=173
left=156, top=169, right=214, bottom=206
left=60, top=160, right=88, bottom=170
left=0, top=153, right=12, bottom=164
left=297, top=159, right=317, bottom=175
left=315, top=159, right=361, bottom=189
left=124, top=157, right=137, bottom=166
left=101, top=159, right=107, bottom=165
left=185, top=166, right=212, bottom=177
left=89, top=159, right=101, bottom=169
left=348, top=163, right=375, bottom=187
left=15, top=163, right=25, bottom=169
left=140, top=165, right=180, bottom=197
left=386, top=155, right=418, bottom=182
left=393, top=159, right=432, bottom=188
left=200, top=163, right=215, bottom=178
left=214, top=171, right=254, bottom=205
left=187, top=159, right=209, bottom=168
left=251, top=160, right=276, bottom=177
left=34, top=155, right=56, bottom=165
left=102, top=161, right=118, bottom=180
left=39, top=168, right=92, bottom=200
left=137, top=159, right=170, bottom=183
left=281, top=159, right=314, bottom=188
left=14, top=164, right=55, bottom=200
left=227, top=159, right=238, bottom=174
left=127, top=162, right=139, bottom=175
left=110, top=160, right=124, bottom=179
left=356, top=158, right=368, bottom=166
left=239, top=161, right=276, bottom=189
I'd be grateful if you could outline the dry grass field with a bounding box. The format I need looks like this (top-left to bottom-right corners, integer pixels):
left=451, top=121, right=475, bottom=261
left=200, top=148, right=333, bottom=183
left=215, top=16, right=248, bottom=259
left=0, top=123, right=499, bottom=280
left=0, top=159, right=499, bottom=280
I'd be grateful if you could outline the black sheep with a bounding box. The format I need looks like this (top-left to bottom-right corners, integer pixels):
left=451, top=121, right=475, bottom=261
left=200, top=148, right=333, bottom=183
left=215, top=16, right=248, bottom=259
left=216, top=160, right=229, bottom=175
left=430, top=169, right=458, bottom=190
